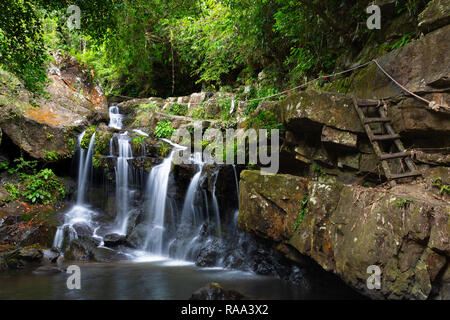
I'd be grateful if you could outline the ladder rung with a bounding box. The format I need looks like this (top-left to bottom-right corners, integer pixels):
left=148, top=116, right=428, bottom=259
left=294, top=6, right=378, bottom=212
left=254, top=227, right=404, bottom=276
left=372, top=134, right=401, bottom=141
left=358, top=99, right=380, bottom=107
left=380, top=152, right=411, bottom=160
left=364, top=117, right=391, bottom=124
left=390, top=171, right=421, bottom=180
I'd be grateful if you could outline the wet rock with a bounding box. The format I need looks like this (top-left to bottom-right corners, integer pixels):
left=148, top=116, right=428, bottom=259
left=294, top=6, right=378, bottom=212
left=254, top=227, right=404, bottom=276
left=17, top=248, right=43, bottom=262
left=43, top=248, right=61, bottom=263
left=90, top=247, right=128, bottom=262
left=64, top=237, right=126, bottom=262
left=126, top=223, right=149, bottom=249
left=103, top=233, right=127, bottom=247
left=64, top=237, right=99, bottom=261
left=190, top=282, right=247, bottom=300
left=195, top=240, right=223, bottom=267
left=418, top=0, right=450, bottom=33
left=72, top=222, right=93, bottom=239
left=33, top=265, right=64, bottom=275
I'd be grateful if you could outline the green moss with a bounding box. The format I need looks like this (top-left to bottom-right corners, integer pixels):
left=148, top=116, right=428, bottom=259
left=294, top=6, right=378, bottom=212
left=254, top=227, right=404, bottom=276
left=65, top=137, right=76, bottom=156
left=294, top=194, right=309, bottom=230
left=166, top=103, right=188, bottom=116
left=92, top=155, right=101, bottom=169
left=94, top=131, right=112, bottom=155
left=80, top=125, right=97, bottom=149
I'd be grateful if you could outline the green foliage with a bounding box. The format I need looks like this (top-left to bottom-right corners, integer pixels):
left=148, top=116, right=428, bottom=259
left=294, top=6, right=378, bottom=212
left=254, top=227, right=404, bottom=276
left=394, top=198, right=414, bottom=208
left=92, top=156, right=101, bottom=169
left=312, top=163, right=326, bottom=178
left=167, top=103, right=188, bottom=116
left=94, top=133, right=111, bottom=155
left=43, top=150, right=60, bottom=162
left=432, top=177, right=450, bottom=196
left=294, top=194, right=309, bottom=230
left=388, top=34, right=413, bottom=51
left=155, top=119, right=175, bottom=139
left=65, top=137, right=76, bottom=156
left=80, top=126, right=97, bottom=149
left=140, top=103, right=159, bottom=112
left=247, top=110, right=284, bottom=134
left=131, top=133, right=147, bottom=149
left=7, top=157, right=38, bottom=179
left=4, top=183, right=19, bottom=201
left=0, top=161, right=9, bottom=171
left=23, top=168, right=65, bottom=204
left=158, top=141, right=170, bottom=158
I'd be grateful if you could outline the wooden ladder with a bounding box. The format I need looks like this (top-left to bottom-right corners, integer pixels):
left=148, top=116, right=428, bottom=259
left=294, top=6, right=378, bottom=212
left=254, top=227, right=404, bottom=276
left=352, top=97, right=420, bottom=186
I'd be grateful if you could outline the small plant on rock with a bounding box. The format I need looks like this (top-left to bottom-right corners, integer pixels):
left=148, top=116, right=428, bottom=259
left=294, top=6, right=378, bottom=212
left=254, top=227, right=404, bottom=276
left=155, top=119, right=175, bottom=139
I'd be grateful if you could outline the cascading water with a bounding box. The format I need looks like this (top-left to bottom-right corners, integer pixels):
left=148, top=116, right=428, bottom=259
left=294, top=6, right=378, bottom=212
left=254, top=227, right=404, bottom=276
left=180, top=153, right=204, bottom=226
left=53, top=131, right=97, bottom=248
left=142, top=150, right=177, bottom=254
left=108, top=105, right=123, bottom=130
left=113, top=132, right=133, bottom=235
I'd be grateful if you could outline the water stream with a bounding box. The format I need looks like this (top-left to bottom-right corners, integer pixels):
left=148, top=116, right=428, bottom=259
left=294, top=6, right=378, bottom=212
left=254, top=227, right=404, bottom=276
left=45, top=105, right=363, bottom=300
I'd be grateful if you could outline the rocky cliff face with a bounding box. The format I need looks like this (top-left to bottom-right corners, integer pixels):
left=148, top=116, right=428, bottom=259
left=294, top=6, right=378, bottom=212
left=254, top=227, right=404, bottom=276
left=0, top=50, right=107, bottom=160
left=238, top=12, right=450, bottom=299
left=239, top=170, right=449, bottom=300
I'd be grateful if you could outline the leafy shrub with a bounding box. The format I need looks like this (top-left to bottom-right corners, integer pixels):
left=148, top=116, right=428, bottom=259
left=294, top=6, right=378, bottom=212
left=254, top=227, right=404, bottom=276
left=4, top=183, right=19, bottom=201
left=0, top=161, right=9, bottom=171
left=7, top=157, right=38, bottom=179
left=167, top=103, right=188, bottom=116
left=23, top=168, right=65, bottom=204
left=154, top=119, right=175, bottom=139
left=43, top=150, right=60, bottom=162
left=394, top=198, right=414, bottom=208
left=140, top=103, right=159, bottom=112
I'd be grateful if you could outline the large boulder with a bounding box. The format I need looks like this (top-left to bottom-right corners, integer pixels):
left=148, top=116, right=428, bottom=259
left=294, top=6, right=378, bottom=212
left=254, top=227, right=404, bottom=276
left=238, top=170, right=450, bottom=299
left=351, top=25, right=450, bottom=99
left=64, top=238, right=127, bottom=262
left=281, top=90, right=363, bottom=134
left=238, top=170, right=308, bottom=242
left=190, top=282, right=247, bottom=300
left=0, top=51, right=107, bottom=160
left=388, top=93, right=450, bottom=146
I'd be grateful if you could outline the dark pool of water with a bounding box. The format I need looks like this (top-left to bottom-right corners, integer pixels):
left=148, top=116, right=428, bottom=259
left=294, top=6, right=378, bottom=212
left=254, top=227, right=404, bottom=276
left=0, top=256, right=362, bottom=300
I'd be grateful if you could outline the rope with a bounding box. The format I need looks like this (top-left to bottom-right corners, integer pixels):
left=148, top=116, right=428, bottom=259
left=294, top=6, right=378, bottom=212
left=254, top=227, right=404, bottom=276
left=373, top=59, right=448, bottom=112
left=184, top=60, right=373, bottom=107
left=114, top=58, right=447, bottom=113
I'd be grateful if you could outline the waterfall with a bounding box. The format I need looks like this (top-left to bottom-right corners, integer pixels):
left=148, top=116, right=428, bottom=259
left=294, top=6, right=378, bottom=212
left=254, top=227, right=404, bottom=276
left=210, top=173, right=222, bottom=237
left=53, top=131, right=97, bottom=248
left=108, top=105, right=123, bottom=130
left=142, top=151, right=176, bottom=254
left=113, top=132, right=133, bottom=235
left=180, top=153, right=204, bottom=226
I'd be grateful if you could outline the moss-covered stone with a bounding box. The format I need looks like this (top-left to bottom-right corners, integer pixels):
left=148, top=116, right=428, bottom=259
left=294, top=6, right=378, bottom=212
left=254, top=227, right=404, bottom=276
left=239, top=170, right=449, bottom=299
left=418, top=0, right=450, bottom=33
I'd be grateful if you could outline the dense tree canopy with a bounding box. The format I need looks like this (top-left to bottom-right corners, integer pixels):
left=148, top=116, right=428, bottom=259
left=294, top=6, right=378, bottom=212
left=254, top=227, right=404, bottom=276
left=0, top=0, right=428, bottom=97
